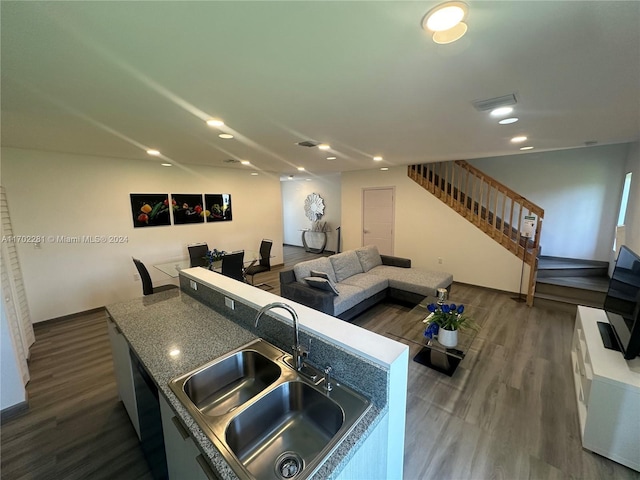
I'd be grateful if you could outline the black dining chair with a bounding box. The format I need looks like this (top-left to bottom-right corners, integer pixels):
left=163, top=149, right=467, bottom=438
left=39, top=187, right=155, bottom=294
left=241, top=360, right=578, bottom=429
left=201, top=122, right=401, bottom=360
left=132, top=258, right=179, bottom=296
left=187, top=243, right=209, bottom=268
left=221, top=250, right=245, bottom=282
left=244, top=239, right=273, bottom=290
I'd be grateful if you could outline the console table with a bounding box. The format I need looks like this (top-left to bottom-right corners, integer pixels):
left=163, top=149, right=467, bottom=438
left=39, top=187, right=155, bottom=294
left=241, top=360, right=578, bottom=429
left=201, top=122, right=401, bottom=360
left=300, top=229, right=329, bottom=254
left=571, top=306, right=640, bottom=471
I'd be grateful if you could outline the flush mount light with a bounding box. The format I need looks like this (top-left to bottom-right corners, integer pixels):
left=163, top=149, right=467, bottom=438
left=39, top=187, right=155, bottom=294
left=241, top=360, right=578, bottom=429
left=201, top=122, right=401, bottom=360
left=326, top=156, right=337, bottom=160
left=161, top=163, right=173, bottom=167
left=318, top=144, right=331, bottom=150
left=146, top=149, right=160, bottom=156
left=206, top=118, right=224, bottom=127
left=240, top=160, right=251, bottom=165
left=422, top=1, right=468, bottom=44
left=511, top=136, right=528, bottom=143
left=520, top=146, right=534, bottom=151
left=251, top=172, right=259, bottom=176
left=306, top=178, right=312, bottom=181
left=373, top=156, right=383, bottom=161
left=498, top=117, right=519, bottom=125
left=218, top=133, right=234, bottom=139
left=491, top=107, right=513, bottom=117
left=380, top=167, right=389, bottom=171
left=169, top=349, right=181, bottom=357
left=297, top=167, right=305, bottom=171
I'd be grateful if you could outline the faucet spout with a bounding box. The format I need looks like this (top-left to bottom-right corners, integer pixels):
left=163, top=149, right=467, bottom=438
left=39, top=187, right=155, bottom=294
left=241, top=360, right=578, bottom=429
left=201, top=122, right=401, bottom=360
left=255, top=302, right=303, bottom=371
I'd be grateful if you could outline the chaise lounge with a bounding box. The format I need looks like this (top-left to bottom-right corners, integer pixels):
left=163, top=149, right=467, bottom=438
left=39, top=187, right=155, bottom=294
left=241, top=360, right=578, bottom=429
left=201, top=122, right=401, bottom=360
left=280, top=245, right=453, bottom=321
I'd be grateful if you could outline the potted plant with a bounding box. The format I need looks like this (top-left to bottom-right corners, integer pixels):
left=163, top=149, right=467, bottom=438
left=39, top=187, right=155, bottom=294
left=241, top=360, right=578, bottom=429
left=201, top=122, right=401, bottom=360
left=424, top=303, right=477, bottom=348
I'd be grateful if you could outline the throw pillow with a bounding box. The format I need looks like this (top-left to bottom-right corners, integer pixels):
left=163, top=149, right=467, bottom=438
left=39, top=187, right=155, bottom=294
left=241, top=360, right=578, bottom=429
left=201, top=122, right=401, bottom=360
left=305, top=277, right=339, bottom=295
left=355, top=245, right=383, bottom=272
left=330, top=250, right=364, bottom=282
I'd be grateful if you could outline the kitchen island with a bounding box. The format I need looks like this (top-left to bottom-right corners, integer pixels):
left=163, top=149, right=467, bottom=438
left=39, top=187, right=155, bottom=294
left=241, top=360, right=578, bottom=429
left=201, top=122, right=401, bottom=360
left=106, top=267, right=409, bottom=479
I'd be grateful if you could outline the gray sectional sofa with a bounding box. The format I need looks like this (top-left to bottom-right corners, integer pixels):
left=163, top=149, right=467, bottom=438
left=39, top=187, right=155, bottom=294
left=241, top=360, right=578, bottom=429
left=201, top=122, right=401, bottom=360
left=279, top=245, right=453, bottom=321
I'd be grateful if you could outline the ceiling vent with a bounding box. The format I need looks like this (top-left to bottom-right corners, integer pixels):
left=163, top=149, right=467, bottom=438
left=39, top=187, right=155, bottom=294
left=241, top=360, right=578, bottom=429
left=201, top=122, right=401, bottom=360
left=296, top=140, right=320, bottom=148
left=472, top=93, right=517, bottom=112
left=223, top=158, right=239, bottom=164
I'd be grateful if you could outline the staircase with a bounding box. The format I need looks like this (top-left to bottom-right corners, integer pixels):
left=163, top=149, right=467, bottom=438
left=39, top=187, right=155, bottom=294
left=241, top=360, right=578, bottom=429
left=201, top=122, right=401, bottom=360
left=534, top=256, right=609, bottom=313
left=408, top=160, right=544, bottom=306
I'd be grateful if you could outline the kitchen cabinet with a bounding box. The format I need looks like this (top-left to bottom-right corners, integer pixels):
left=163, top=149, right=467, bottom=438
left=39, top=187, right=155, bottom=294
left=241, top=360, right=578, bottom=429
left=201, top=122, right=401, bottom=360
left=159, top=394, right=216, bottom=480
left=107, top=317, right=140, bottom=439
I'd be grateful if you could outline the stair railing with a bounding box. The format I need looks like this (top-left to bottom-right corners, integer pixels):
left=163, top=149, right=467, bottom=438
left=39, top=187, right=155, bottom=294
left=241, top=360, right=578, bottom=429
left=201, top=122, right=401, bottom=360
left=408, top=160, right=544, bottom=306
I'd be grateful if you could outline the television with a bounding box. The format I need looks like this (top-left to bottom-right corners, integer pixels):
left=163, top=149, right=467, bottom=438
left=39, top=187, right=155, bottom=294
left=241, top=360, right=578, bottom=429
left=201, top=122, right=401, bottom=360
left=602, top=245, right=640, bottom=359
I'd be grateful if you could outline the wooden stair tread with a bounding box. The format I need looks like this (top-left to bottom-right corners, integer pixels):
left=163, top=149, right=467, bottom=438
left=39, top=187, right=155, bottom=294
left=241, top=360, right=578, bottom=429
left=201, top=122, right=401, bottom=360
left=534, top=291, right=604, bottom=308
left=536, top=275, right=609, bottom=292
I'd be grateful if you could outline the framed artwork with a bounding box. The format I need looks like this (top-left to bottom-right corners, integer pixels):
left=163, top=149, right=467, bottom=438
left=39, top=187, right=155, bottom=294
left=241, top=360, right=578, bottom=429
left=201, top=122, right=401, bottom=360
left=130, top=194, right=171, bottom=228
left=205, top=194, right=232, bottom=222
left=171, top=194, right=205, bottom=224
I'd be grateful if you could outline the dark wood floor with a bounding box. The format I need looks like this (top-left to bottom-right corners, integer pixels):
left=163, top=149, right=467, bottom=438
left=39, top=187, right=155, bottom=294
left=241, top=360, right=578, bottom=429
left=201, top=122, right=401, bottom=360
left=2, top=246, right=638, bottom=480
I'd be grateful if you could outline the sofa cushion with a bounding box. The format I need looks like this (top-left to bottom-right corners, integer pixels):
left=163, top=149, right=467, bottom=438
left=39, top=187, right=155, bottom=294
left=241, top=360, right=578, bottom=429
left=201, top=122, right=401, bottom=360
left=293, top=257, right=336, bottom=284
left=330, top=251, right=364, bottom=282
left=305, top=277, right=339, bottom=295
left=333, top=284, right=369, bottom=316
left=368, top=265, right=453, bottom=297
left=340, top=273, right=388, bottom=297
left=355, top=245, right=383, bottom=272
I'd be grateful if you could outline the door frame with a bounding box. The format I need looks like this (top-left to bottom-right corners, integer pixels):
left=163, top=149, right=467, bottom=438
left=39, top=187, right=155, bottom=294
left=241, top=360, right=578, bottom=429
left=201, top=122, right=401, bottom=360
left=361, top=186, right=395, bottom=254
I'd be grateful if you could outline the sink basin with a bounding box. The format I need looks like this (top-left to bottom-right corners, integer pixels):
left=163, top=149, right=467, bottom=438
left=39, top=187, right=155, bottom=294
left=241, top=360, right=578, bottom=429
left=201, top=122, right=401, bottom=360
left=182, top=347, right=281, bottom=416
left=169, top=338, right=371, bottom=480
left=225, top=381, right=343, bottom=479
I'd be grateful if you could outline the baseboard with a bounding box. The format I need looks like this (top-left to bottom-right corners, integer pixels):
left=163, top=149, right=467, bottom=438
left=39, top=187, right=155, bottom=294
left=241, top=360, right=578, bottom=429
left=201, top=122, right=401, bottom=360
left=1, top=399, right=29, bottom=424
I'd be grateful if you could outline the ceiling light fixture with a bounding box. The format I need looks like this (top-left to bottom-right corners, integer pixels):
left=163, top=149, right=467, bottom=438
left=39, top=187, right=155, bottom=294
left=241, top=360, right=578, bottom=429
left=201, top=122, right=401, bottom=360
left=218, top=133, right=234, bottom=139
left=318, top=144, right=331, bottom=150
left=520, top=146, right=534, bottom=151
left=491, top=107, right=513, bottom=117
left=326, top=156, right=336, bottom=160
left=511, top=136, right=528, bottom=143
left=146, top=149, right=160, bottom=156
left=251, top=172, right=259, bottom=176
left=373, top=156, right=383, bottom=161
left=498, top=117, right=519, bottom=125
left=206, top=118, right=224, bottom=127
left=422, top=1, right=469, bottom=44
left=240, top=160, right=251, bottom=165
left=161, top=163, right=172, bottom=167
left=380, top=167, right=389, bottom=171
left=297, top=167, right=305, bottom=171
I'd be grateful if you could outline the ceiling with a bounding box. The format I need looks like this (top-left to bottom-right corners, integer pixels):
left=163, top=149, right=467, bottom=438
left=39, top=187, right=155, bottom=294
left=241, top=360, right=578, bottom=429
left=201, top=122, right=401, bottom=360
left=2, top=1, right=639, bottom=178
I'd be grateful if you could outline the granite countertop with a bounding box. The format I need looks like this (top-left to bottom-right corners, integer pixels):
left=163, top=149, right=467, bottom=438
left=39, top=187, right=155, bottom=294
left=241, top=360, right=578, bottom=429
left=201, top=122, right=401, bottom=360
left=105, top=289, right=383, bottom=480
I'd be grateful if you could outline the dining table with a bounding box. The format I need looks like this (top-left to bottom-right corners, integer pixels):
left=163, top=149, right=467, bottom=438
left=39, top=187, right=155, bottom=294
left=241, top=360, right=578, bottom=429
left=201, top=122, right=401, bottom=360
left=153, top=250, right=259, bottom=278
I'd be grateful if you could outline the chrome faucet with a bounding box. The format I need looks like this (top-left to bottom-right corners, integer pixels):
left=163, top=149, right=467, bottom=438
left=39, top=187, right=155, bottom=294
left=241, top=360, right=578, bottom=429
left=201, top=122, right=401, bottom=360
left=255, top=302, right=306, bottom=371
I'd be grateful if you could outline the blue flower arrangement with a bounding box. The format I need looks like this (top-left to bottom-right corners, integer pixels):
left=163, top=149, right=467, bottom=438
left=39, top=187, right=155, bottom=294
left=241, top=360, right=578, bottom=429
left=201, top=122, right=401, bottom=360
left=424, top=302, right=476, bottom=336
left=205, top=249, right=226, bottom=268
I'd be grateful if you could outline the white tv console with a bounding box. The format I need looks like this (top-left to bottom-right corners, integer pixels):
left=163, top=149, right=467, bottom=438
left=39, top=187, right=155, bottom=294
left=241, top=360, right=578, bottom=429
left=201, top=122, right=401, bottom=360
left=572, top=306, right=640, bottom=471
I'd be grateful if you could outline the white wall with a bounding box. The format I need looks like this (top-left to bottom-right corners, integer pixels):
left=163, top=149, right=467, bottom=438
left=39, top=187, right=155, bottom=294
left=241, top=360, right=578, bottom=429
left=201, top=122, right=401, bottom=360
left=281, top=174, right=341, bottom=252
left=468, top=144, right=629, bottom=261
left=341, top=167, right=527, bottom=294
left=622, top=142, right=640, bottom=255
left=2, top=148, right=284, bottom=322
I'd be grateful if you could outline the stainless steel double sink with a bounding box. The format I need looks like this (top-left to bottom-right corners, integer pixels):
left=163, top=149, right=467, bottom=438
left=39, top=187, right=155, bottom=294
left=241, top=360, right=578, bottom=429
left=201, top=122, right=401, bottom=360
left=169, top=338, right=371, bottom=480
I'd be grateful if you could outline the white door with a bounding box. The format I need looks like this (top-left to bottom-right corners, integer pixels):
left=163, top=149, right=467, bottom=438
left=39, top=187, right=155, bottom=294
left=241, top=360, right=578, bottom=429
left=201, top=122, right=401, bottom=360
left=362, top=187, right=395, bottom=255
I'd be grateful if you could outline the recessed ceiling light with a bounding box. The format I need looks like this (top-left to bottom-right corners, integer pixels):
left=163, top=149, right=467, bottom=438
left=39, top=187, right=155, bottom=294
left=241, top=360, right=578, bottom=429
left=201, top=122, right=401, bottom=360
left=511, top=136, right=527, bottom=143
left=240, top=160, right=250, bottom=165
left=306, top=178, right=311, bottom=181
left=146, top=149, right=160, bottom=156
left=169, top=349, right=180, bottom=357
left=297, top=167, right=305, bottom=171
left=422, top=1, right=469, bottom=44
left=318, top=144, right=331, bottom=150
left=251, top=172, right=259, bottom=176
left=498, top=117, right=519, bottom=125
left=373, top=156, right=383, bottom=161
left=520, top=146, right=534, bottom=151
left=206, top=118, right=224, bottom=127
left=218, top=133, right=234, bottom=139
left=380, top=167, right=389, bottom=171
left=161, top=163, right=172, bottom=167
left=491, top=107, right=513, bottom=117
left=326, top=156, right=336, bottom=160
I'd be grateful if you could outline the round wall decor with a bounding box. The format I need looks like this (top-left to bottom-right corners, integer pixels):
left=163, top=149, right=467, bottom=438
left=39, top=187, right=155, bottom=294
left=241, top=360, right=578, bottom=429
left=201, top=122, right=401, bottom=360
left=304, top=193, right=325, bottom=221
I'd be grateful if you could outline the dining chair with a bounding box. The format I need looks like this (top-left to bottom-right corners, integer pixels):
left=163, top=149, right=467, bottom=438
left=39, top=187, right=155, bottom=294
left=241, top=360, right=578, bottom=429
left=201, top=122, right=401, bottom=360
left=132, top=258, right=179, bottom=296
left=244, top=239, right=273, bottom=290
left=188, top=242, right=209, bottom=268
left=221, top=250, right=245, bottom=282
